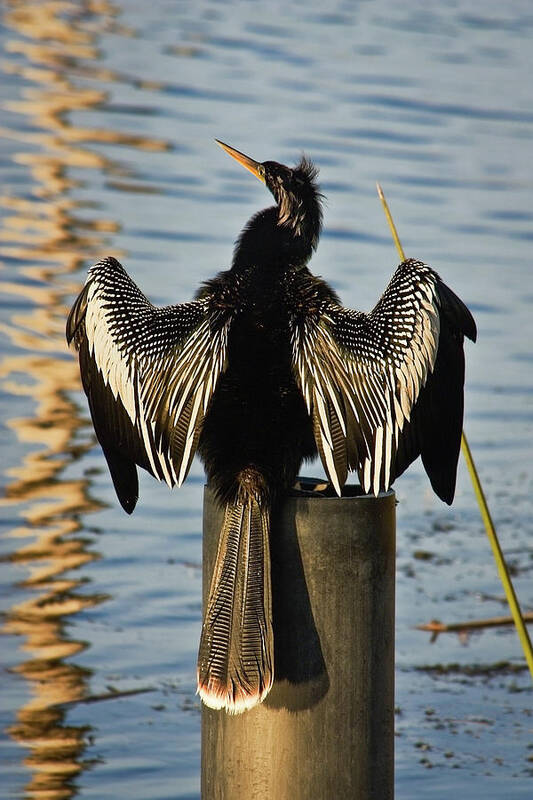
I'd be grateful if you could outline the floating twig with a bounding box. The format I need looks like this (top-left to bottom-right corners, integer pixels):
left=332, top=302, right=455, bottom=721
left=57, top=686, right=156, bottom=708
left=417, top=613, right=533, bottom=642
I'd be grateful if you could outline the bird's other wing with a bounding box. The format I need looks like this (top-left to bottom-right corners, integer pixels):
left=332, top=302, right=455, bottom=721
left=292, top=259, right=476, bottom=503
left=66, top=257, right=231, bottom=513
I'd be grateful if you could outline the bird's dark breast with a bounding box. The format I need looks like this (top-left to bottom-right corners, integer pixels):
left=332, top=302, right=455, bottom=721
left=198, top=291, right=316, bottom=505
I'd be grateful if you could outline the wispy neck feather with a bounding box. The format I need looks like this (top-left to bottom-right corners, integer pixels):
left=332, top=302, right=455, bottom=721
left=275, top=156, right=322, bottom=237
left=232, top=167, right=323, bottom=272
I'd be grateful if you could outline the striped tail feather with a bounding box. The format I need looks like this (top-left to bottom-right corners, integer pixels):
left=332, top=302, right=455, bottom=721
left=197, top=497, right=273, bottom=713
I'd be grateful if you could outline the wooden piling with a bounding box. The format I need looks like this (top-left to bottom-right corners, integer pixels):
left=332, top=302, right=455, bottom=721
left=201, top=481, right=396, bottom=800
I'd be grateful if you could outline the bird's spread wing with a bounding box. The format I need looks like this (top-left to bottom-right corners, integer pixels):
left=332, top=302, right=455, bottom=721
left=292, top=259, right=476, bottom=502
left=67, top=257, right=230, bottom=512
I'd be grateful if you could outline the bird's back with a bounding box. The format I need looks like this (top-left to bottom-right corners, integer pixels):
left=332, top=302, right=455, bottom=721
left=198, top=266, right=322, bottom=504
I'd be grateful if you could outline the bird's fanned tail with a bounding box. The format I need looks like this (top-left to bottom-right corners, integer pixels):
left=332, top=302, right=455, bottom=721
left=197, top=487, right=273, bottom=714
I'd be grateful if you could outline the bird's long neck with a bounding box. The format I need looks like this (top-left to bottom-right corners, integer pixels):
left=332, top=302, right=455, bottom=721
left=232, top=202, right=321, bottom=274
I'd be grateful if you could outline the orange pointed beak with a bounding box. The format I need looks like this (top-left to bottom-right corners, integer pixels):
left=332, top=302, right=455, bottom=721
left=215, top=139, right=265, bottom=184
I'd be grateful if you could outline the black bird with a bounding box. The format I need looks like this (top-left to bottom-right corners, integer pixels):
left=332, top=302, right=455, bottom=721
left=66, top=140, right=476, bottom=713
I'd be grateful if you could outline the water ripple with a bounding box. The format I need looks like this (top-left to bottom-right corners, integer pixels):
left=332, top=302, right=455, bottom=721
left=345, top=92, right=533, bottom=124
left=208, top=35, right=313, bottom=67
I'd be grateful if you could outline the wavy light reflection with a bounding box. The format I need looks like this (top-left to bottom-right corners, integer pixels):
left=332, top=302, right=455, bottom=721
left=0, top=1, right=171, bottom=796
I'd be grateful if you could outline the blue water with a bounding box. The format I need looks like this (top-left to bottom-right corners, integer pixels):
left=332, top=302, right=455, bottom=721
left=1, top=1, right=532, bottom=797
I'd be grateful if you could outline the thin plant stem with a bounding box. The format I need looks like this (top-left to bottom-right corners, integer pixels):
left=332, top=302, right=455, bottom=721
left=376, top=182, right=533, bottom=681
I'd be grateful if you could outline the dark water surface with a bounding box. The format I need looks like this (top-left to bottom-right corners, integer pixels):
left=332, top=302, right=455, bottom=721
left=1, top=1, right=532, bottom=797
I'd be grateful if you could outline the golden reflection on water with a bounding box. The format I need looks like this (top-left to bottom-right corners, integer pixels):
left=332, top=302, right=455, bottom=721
left=0, top=1, right=171, bottom=796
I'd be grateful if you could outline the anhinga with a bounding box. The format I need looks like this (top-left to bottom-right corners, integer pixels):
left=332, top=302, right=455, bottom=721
left=66, top=140, right=476, bottom=713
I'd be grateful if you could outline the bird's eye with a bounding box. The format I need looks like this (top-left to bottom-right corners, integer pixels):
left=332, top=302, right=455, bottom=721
left=258, top=165, right=266, bottom=178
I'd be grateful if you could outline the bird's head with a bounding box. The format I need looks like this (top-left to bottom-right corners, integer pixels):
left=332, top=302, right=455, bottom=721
left=216, top=140, right=323, bottom=269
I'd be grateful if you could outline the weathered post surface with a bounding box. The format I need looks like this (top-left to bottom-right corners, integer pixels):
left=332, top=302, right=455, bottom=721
left=201, top=480, right=396, bottom=800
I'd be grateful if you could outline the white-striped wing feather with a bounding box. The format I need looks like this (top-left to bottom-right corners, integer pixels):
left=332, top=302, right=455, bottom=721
left=292, top=259, right=440, bottom=496
left=68, top=257, right=230, bottom=489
